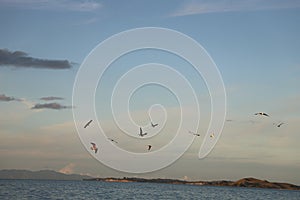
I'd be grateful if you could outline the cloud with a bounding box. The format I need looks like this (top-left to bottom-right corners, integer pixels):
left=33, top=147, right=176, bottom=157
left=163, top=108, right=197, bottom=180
left=59, top=163, right=76, bottom=174
left=31, top=102, right=72, bottom=110
left=0, top=49, right=72, bottom=69
left=0, top=94, right=21, bottom=102
left=0, top=0, right=102, bottom=12
left=170, top=0, right=300, bottom=16
left=73, top=17, right=99, bottom=26
left=40, top=96, right=64, bottom=101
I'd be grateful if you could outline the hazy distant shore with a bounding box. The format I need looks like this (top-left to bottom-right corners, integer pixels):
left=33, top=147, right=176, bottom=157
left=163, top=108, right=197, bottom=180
left=1, top=169, right=299, bottom=191
left=84, top=177, right=300, bottom=191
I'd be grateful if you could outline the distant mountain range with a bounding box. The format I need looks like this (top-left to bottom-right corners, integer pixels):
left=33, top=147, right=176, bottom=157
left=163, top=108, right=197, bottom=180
left=0, top=169, right=91, bottom=180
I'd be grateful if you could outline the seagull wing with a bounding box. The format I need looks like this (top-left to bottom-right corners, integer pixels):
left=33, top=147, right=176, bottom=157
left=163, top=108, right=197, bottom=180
left=278, top=122, right=284, bottom=127
left=84, top=120, right=93, bottom=128
left=91, top=142, right=96, bottom=148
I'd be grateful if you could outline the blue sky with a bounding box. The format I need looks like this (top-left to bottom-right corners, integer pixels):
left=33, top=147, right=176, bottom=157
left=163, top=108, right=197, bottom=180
left=0, top=0, right=300, bottom=184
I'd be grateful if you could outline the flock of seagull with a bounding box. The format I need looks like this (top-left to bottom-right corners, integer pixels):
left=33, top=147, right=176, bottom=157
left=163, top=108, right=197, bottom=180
left=254, top=112, right=285, bottom=127
left=84, top=111, right=284, bottom=154
left=84, top=119, right=158, bottom=154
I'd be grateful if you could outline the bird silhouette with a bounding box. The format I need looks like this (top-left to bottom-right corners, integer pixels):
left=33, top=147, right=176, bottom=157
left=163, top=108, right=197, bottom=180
left=90, top=142, right=98, bottom=153
left=147, top=145, right=152, bottom=151
left=151, top=122, right=158, bottom=128
left=139, top=127, right=147, bottom=137
left=255, top=112, right=269, bottom=117
left=108, top=138, right=118, bottom=143
left=275, top=122, right=284, bottom=127
left=84, top=120, right=93, bottom=128
left=188, top=130, right=200, bottom=137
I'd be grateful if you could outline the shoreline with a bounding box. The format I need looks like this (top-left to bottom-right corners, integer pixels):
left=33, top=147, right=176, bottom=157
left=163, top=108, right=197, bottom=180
left=83, top=177, right=300, bottom=191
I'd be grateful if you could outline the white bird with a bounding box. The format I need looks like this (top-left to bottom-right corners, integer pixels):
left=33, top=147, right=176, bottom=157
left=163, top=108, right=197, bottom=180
left=188, top=130, right=200, bottom=137
left=84, top=120, right=93, bottom=128
left=90, top=142, right=98, bottom=153
left=139, top=127, right=147, bottom=137
left=274, top=122, right=284, bottom=127
left=255, top=112, right=269, bottom=117
left=151, top=122, right=158, bottom=128
left=108, top=138, right=118, bottom=143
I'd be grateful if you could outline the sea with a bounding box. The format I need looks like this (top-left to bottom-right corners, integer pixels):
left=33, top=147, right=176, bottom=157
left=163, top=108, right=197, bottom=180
left=0, top=179, right=300, bottom=200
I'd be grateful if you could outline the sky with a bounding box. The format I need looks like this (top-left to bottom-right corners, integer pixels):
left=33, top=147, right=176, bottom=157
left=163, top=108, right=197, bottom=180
left=0, top=0, right=300, bottom=184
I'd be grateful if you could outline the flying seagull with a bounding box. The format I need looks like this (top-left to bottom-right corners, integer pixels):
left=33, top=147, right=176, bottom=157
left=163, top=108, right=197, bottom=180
left=108, top=138, right=118, bottom=143
left=147, top=145, right=152, bottom=151
left=84, top=120, right=93, bottom=128
left=90, top=142, right=98, bottom=153
left=139, top=127, right=147, bottom=137
left=255, top=112, right=269, bottom=117
left=274, top=122, right=284, bottom=127
left=151, top=122, right=158, bottom=128
left=188, top=130, right=200, bottom=137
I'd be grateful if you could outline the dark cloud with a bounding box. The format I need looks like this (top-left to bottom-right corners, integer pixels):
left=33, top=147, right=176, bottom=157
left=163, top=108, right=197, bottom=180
left=0, top=94, right=20, bottom=102
left=31, top=103, right=72, bottom=110
left=40, top=96, right=64, bottom=101
left=0, top=49, right=72, bottom=69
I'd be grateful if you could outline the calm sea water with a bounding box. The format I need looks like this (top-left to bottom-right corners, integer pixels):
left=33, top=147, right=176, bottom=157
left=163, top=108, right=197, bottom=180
left=0, top=179, right=300, bottom=200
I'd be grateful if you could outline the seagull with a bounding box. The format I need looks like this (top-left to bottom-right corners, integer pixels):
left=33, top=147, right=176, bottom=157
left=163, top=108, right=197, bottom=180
left=84, top=120, right=93, bottom=128
left=151, top=122, right=158, bottom=128
left=210, top=133, right=215, bottom=138
left=255, top=112, right=270, bottom=117
left=139, top=127, right=147, bottom=137
left=275, top=122, right=284, bottom=127
left=108, top=138, right=118, bottom=143
left=188, top=131, right=200, bottom=137
left=90, top=142, right=98, bottom=153
left=147, top=145, right=152, bottom=151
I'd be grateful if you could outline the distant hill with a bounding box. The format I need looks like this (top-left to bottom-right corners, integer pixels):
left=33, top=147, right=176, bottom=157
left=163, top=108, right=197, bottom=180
left=231, top=177, right=300, bottom=190
left=85, top=177, right=300, bottom=191
left=0, top=169, right=91, bottom=180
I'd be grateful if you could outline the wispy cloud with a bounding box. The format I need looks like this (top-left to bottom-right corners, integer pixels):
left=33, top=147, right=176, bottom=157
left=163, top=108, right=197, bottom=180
left=40, top=96, right=64, bottom=101
left=73, top=17, right=99, bottom=26
left=0, top=49, right=72, bottom=69
left=0, top=0, right=102, bottom=12
left=31, top=102, right=72, bottom=110
left=0, top=94, right=21, bottom=102
left=170, top=0, right=300, bottom=17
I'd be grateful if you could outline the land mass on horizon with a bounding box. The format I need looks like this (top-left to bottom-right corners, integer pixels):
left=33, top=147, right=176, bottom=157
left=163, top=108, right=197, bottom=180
left=1, top=169, right=298, bottom=191
left=0, top=169, right=91, bottom=181
left=84, top=177, right=300, bottom=191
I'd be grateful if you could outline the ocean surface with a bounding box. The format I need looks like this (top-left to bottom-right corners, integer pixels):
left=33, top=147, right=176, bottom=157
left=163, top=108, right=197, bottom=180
left=0, top=179, right=300, bottom=200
